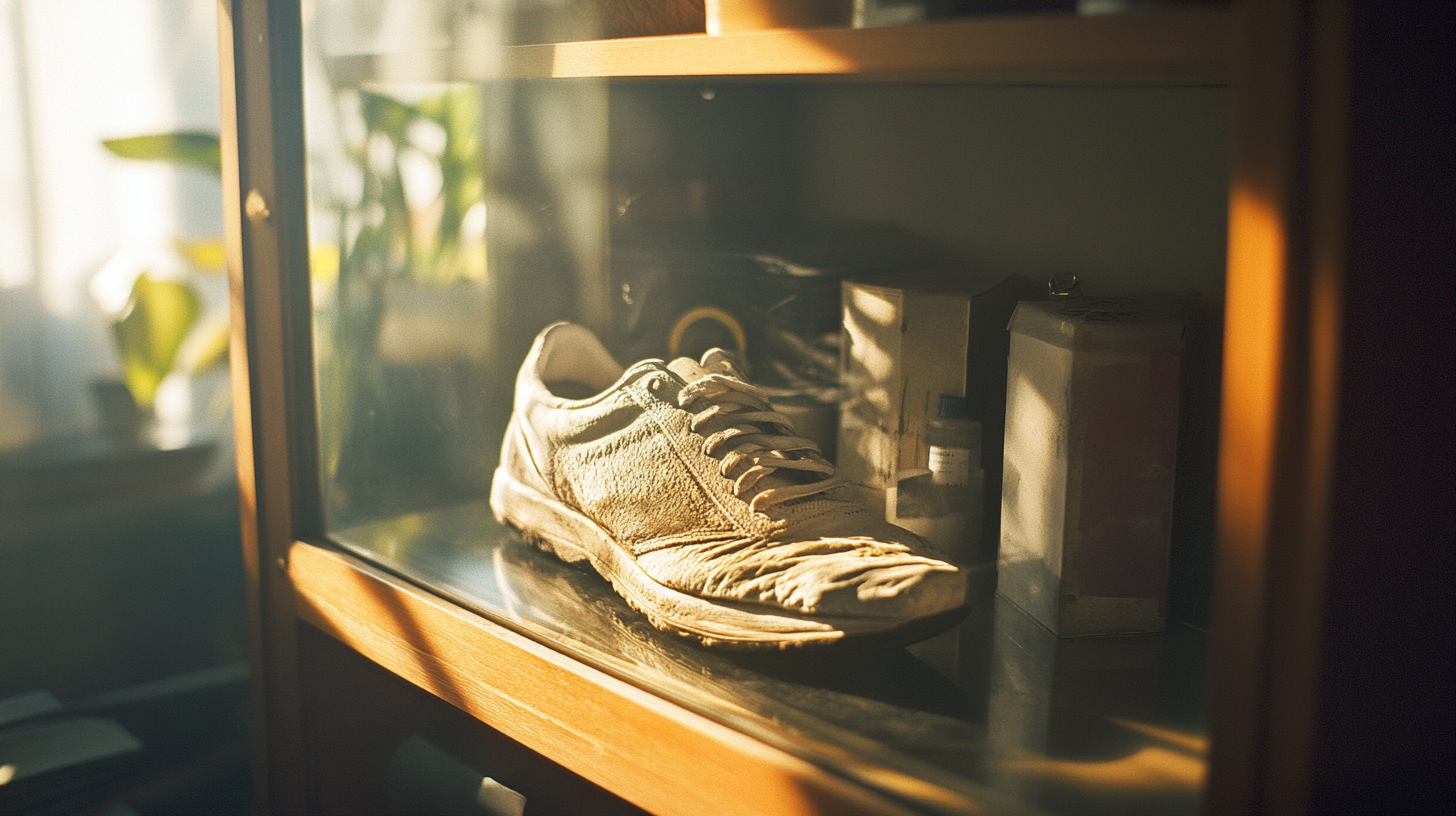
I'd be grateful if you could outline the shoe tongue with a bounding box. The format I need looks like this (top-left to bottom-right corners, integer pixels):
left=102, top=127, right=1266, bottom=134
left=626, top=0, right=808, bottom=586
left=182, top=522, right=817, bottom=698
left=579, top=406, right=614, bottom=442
left=667, top=348, right=745, bottom=384
left=699, top=348, right=747, bottom=379
left=666, top=357, right=710, bottom=383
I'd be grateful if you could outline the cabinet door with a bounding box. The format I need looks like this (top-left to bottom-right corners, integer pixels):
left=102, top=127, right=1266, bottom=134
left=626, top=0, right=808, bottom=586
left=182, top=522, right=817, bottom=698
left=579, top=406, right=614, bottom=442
left=239, top=3, right=1235, bottom=814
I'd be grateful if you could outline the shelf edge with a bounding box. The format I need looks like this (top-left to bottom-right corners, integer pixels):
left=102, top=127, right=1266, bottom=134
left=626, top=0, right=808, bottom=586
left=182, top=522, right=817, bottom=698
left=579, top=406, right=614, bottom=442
left=325, top=7, right=1231, bottom=85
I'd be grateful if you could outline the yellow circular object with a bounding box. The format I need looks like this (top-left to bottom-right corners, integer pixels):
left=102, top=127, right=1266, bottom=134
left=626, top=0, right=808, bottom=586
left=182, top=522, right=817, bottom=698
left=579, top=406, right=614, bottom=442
left=668, top=305, right=747, bottom=362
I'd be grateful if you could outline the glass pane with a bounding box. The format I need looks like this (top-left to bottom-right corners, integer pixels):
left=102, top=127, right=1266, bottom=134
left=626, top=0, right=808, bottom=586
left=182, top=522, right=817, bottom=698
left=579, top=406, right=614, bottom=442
left=302, top=4, right=1226, bottom=814
left=306, top=2, right=616, bottom=527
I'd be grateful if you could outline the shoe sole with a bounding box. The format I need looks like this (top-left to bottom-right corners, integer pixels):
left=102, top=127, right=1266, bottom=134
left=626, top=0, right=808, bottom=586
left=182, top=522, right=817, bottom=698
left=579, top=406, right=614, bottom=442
left=490, top=467, right=969, bottom=649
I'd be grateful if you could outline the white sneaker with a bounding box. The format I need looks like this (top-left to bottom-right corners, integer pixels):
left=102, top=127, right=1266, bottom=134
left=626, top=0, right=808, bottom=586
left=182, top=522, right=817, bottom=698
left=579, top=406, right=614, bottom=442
left=491, top=322, right=968, bottom=648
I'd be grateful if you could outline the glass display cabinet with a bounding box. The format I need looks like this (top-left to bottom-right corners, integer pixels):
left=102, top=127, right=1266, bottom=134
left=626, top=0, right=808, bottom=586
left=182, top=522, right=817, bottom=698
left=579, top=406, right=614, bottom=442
left=218, top=1, right=1408, bottom=814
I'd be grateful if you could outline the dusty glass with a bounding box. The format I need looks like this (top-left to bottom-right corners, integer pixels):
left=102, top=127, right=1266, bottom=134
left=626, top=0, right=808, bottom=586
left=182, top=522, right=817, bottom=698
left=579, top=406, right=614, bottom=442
left=301, top=3, right=1226, bottom=813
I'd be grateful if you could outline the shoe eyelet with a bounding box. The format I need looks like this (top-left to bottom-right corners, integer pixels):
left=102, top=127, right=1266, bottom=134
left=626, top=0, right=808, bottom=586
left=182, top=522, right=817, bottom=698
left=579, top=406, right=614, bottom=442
left=646, top=376, right=662, bottom=393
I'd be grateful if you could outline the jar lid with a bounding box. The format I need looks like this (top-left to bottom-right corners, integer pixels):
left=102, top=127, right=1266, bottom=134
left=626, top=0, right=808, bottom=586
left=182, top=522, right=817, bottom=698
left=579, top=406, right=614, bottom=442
left=1007, top=296, right=1186, bottom=352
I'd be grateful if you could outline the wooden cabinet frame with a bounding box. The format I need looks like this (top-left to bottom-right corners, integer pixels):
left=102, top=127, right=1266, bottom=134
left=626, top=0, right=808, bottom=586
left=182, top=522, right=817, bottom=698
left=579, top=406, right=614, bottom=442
left=220, top=2, right=1448, bottom=814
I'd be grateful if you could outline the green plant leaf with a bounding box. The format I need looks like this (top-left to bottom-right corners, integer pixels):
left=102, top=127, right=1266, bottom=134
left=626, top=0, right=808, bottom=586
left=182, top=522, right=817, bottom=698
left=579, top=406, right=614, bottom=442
left=113, top=273, right=203, bottom=408
left=359, top=91, right=416, bottom=140
left=102, top=131, right=221, bottom=175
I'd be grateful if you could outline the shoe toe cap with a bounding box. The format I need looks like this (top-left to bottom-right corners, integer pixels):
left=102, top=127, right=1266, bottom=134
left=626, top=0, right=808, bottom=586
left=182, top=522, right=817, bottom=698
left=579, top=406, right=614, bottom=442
left=773, top=545, right=967, bottom=619
left=638, top=534, right=967, bottom=621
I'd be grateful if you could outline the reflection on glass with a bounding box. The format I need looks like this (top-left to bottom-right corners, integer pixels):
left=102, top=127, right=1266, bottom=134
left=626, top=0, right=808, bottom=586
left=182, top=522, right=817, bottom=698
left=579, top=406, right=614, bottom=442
left=306, top=2, right=610, bottom=528
left=308, top=79, right=494, bottom=526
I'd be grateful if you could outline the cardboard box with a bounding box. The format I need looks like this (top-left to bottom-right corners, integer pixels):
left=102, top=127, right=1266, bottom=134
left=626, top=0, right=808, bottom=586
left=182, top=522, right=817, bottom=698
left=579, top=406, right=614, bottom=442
left=836, top=282, right=969, bottom=516
left=997, top=297, right=1185, bottom=636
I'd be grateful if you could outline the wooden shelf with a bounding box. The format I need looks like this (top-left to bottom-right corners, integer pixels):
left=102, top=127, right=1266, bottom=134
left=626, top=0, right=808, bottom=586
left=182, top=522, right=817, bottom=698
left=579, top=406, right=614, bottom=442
left=327, top=6, right=1231, bottom=85
left=287, top=540, right=932, bottom=816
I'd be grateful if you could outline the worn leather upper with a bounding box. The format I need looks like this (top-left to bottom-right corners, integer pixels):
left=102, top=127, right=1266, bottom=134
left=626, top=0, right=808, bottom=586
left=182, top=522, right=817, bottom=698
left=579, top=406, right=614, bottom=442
left=501, top=322, right=967, bottom=619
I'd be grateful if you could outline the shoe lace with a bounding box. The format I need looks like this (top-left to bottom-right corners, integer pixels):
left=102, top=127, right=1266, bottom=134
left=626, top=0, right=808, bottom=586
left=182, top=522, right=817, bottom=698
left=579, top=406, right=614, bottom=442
left=677, top=374, right=842, bottom=512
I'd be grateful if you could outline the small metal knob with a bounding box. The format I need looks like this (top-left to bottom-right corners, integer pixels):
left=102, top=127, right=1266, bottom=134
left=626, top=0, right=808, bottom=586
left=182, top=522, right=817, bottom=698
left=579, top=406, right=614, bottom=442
left=1048, top=273, right=1081, bottom=298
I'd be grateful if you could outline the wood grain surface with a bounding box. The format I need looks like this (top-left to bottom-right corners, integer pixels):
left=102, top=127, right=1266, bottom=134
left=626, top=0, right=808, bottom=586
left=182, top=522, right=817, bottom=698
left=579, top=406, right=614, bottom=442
left=287, top=540, right=947, bottom=816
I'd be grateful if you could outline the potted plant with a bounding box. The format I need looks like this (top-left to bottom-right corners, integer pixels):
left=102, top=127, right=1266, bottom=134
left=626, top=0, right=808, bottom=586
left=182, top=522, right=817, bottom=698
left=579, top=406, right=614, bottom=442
left=91, top=132, right=229, bottom=446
